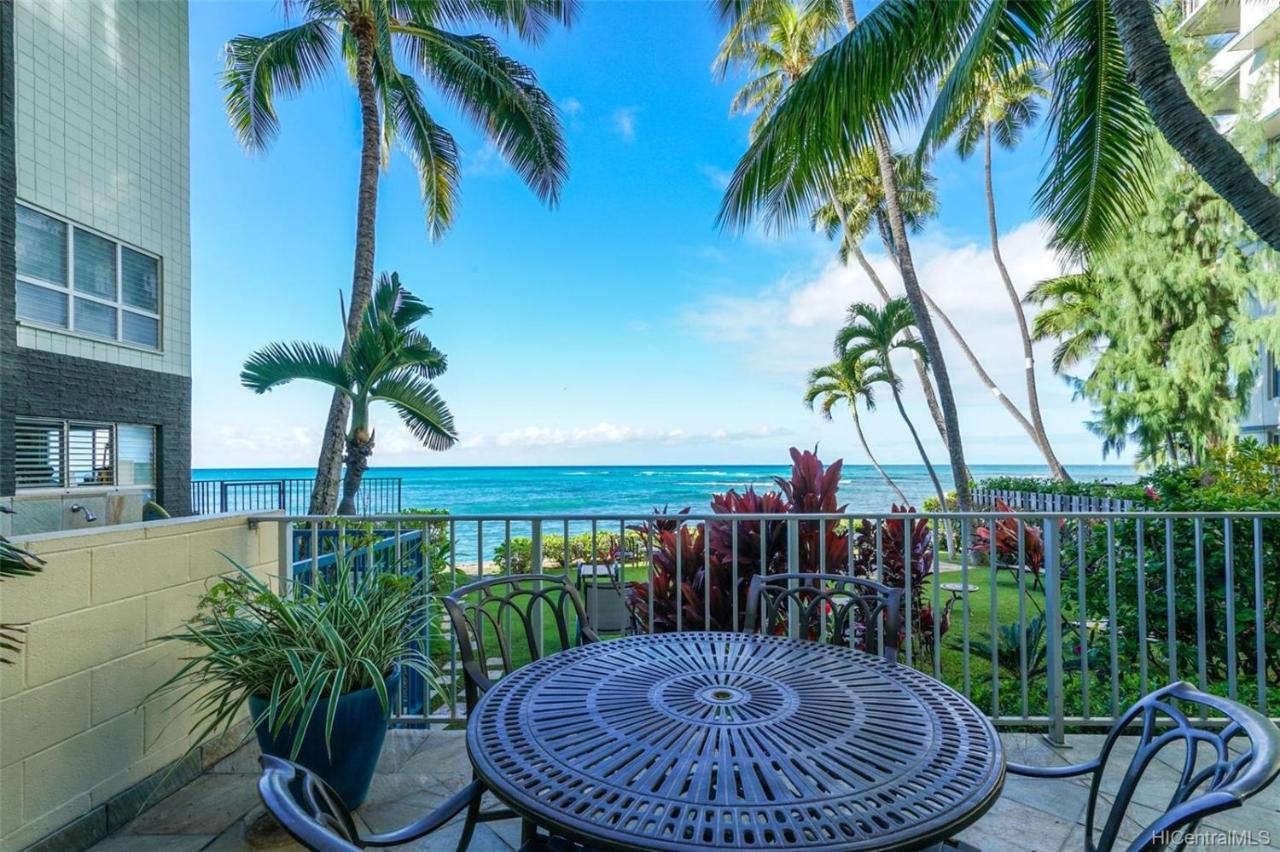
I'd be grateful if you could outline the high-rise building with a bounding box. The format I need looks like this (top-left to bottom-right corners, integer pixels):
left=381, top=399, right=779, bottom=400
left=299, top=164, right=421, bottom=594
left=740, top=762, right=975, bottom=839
left=0, top=0, right=191, bottom=534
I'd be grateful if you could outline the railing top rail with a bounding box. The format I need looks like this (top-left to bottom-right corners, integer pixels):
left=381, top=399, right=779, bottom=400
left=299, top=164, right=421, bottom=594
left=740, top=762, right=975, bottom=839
left=250, top=510, right=1280, bottom=523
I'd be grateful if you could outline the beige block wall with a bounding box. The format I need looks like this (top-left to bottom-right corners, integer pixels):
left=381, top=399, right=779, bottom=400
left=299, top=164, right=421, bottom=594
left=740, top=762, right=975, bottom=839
left=0, top=513, right=278, bottom=850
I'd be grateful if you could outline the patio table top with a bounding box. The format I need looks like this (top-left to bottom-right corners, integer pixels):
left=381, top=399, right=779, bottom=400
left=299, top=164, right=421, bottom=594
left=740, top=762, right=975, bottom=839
left=466, top=632, right=1005, bottom=851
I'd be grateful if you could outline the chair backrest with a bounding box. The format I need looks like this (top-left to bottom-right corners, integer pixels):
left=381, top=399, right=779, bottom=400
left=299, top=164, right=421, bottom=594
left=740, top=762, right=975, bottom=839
left=443, top=574, right=598, bottom=712
left=257, top=755, right=362, bottom=852
left=745, top=572, right=903, bottom=663
left=1087, top=682, right=1280, bottom=852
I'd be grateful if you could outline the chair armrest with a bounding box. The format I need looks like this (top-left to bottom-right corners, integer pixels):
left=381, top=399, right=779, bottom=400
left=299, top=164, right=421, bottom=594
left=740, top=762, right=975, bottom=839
left=1006, top=757, right=1101, bottom=779
left=363, top=780, right=485, bottom=847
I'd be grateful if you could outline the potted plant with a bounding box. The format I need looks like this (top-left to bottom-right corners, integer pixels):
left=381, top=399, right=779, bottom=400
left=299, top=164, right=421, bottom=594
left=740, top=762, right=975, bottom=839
left=154, top=554, right=434, bottom=807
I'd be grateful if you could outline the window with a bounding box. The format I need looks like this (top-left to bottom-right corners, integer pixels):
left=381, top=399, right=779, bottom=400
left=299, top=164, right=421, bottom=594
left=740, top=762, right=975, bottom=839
left=14, top=419, right=155, bottom=490
left=1271, top=350, right=1280, bottom=399
left=14, top=204, right=161, bottom=349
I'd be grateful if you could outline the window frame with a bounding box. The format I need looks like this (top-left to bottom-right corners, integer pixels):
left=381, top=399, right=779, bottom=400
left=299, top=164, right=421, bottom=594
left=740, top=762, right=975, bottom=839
left=13, top=418, right=157, bottom=492
left=14, top=202, right=163, bottom=352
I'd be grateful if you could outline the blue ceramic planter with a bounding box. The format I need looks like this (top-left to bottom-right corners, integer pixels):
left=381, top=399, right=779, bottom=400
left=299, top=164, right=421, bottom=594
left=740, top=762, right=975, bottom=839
left=250, top=667, right=399, bottom=808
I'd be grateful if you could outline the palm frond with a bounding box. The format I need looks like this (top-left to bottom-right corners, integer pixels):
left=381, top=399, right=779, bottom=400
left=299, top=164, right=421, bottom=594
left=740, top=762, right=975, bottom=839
left=383, top=70, right=461, bottom=238
left=396, top=24, right=568, bottom=205
left=1034, top=0, right=1156, bottom=257
left=240, top=341, right=350, bottom=394
left=370, top=371, right=458, bottom=451
left=718, top=0, right=980, bottom=235
left=404, top=0, right=580, bottom=44
left=917, top=0, right=1052, bottom=157
left=223, top=20, right=336, bottom=152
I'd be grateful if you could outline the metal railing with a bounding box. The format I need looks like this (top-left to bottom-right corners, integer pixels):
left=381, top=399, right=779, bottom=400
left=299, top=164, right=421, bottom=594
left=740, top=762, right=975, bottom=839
left=191, top=477, right=402, bottom=515
left=250, top=510, right=1280, bottom=740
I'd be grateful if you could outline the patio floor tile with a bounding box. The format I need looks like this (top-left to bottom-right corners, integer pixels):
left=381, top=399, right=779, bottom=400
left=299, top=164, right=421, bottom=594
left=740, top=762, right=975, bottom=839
left=88, top=731, right=1280, bottom=851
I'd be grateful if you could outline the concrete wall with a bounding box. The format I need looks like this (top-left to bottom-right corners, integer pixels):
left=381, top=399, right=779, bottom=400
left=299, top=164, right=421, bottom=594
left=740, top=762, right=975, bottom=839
left=0, top=513, right=278, bottom=850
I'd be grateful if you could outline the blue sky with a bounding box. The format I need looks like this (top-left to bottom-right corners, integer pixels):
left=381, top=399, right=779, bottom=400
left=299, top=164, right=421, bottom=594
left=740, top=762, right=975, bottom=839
left=189, top=1, right=1124, bottom=471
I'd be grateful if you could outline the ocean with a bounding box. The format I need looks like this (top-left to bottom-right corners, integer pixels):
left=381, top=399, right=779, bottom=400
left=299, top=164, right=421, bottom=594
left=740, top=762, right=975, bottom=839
left=193, top=464, right=1137, bottom=516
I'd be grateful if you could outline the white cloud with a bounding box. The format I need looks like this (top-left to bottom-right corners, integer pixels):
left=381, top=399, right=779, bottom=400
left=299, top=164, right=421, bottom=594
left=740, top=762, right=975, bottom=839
left=612, top=107, right=638, bottom=142
left=700, top=164, right=732, bottom=190
left=461, top=142, right=506, bottom=178
left=688, top=221, right=1069, bottom=372
left=561, top=97, right=583, bottom=117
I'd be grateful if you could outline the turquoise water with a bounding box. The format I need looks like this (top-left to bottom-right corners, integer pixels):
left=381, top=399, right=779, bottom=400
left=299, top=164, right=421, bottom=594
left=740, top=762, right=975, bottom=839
left=193, top=464, right=1137, bottom=516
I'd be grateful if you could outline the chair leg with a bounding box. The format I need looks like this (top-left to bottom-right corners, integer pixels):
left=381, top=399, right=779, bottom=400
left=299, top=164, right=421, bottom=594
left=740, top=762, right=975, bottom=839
left=521, top=818, right=538, bottom=848
left=455, top=785, right=483, bottom=852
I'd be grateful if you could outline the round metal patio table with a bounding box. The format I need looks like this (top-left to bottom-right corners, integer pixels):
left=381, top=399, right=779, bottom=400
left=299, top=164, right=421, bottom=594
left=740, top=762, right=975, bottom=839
left=466, top=632, right=1005, bottom=851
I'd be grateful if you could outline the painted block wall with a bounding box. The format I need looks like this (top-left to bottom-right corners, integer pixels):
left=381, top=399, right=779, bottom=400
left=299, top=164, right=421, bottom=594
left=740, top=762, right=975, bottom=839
left=0, top=513, right=277, bottom=850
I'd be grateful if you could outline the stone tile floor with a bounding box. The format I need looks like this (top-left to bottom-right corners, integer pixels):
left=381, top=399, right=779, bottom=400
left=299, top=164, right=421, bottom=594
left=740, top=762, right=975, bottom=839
left=91, top=730, right=1280, bottom=852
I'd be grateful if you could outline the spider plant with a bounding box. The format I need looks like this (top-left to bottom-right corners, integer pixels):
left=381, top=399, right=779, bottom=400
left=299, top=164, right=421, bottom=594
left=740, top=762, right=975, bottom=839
left=153, top=554, right=434, bottom=760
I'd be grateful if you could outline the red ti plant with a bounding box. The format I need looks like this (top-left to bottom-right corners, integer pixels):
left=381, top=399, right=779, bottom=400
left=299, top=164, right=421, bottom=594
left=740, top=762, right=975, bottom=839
left=971, top=498, right=1048, bottom=586
left=851, top=505, right=943, bottom=652
left=771, top=447, right=850, bottom=572
left=707, top=487, right=789, bottom=577
left=626, top=517, right=738, bottom=633
left=626, top=448, right=852, bottom=633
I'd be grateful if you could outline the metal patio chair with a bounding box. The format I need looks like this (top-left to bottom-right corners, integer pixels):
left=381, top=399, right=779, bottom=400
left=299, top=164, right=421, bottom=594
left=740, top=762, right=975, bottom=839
left=1008, top=681, right=1280, bottom=851
left=576, top=562, right=634, bottom=638
left=257, top=754, right=487, bottom=852
left=442, top=575, right=600, bottom=850
left=744, top=572, right=903, bottom=663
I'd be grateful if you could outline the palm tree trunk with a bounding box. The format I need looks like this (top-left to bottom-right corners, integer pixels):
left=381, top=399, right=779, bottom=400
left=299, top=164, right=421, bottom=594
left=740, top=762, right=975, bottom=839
left=888, top=377, right=948, bottom=512
left=841, top=221, right=951, bottom=451
left=984, top=129, right=1071, bottom=481
left=841, top=0, right=970, bottom=511
left=1109, top=0, right=1280, bottom=252
left=869, top=128, right=971, bottom=509
left=851, top=409, right=909, bottom=504
left=921, top=288, right=1047, bottom=449
left=337, top=433, right=375, bottom=516
left=309, top=20, right=382, bottom=515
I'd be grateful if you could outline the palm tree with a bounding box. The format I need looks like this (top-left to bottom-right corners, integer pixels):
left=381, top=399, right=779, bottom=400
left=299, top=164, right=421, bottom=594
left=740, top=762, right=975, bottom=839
left=717, top=0, right=974, bottom=511
left=713, top=0, right=838, bottom=140
left=814, top=149, right=1069, bottom=482
left=929, top=56, right=1070, bottom=481
left=736, top=0, right=1280, bottom=257
left=1023, top=272, right=1107, bottom=374
left=242, top=273, right=456, bottom=516
left=835, top=300, right=949, bottom=512
left=224, top=0, right=574, bottom=513
left=804, top=357, right=909, bottom=503
left=812, top=148, right=951, bottom=448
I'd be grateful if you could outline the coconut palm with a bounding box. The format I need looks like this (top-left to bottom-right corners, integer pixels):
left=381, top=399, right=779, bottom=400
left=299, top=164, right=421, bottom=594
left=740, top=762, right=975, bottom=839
left=242, top=273, right=456, bottom=516
left=835, top=299, right=948, bottom=512
left=813, top=149, right=1069, bottom=481
left=724, top=0, right=1280, bottom=258
left=717, top=0, right=974, bottom=512
left=811, top=148, right=951, bottom=448
left=224, top=0, right=574, bottom=513
left=804, top=357, right=908, bottom=503
left=713, top=0, right=839, bottom=140
left=928, top=56, right=1070, bottom=480
left=1024, top=272, right=1107, bottom=374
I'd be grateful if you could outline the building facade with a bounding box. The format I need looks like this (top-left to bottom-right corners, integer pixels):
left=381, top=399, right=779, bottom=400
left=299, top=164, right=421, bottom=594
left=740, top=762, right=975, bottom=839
left=1, top=0, right=191, bottom=535
left=1181, top=0, right=1280, bottom=443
